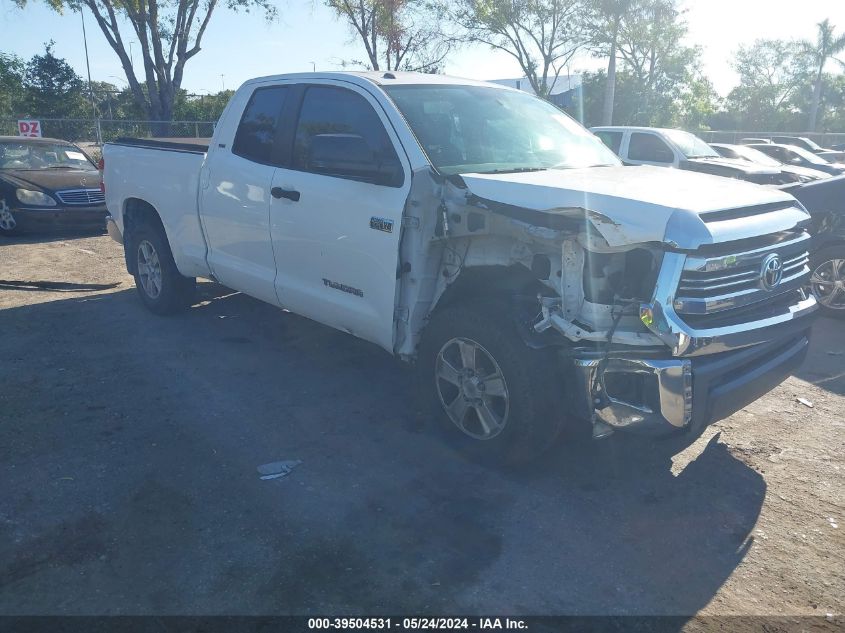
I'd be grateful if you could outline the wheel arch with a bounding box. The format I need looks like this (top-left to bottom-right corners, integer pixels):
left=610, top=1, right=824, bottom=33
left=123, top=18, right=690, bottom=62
left=122, top=198, right=168, bottom=275
left=426, top=263, right=563, bottom=351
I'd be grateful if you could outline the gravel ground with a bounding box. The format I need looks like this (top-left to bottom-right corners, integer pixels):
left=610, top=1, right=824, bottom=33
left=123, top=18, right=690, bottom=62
left=0, top=233, right=843, bottom=625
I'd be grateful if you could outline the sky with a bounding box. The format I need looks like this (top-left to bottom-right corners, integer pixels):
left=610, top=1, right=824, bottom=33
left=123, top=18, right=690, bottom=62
left=1, top=0, right=844, bottom=98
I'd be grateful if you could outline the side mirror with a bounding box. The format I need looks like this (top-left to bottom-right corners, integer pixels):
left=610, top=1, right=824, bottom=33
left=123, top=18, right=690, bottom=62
left=308, top=134, right=402, bottom=186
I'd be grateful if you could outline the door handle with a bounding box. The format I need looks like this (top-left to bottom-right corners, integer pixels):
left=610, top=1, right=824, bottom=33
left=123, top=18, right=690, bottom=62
left=271, top=187, right=300, bottom=202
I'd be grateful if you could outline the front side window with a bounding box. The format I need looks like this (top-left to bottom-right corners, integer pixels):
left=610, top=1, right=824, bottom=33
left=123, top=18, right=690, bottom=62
left=292, top=86, right=400, bottom=183
left=384, top=85, right=619, bottom=175
left=232, top=86, right=289, bottom=164
left=661, top=129, right=718, bottom=158
left=0, top=141, right=96, bottom=171
left=628, top=133, right=675, bottom=163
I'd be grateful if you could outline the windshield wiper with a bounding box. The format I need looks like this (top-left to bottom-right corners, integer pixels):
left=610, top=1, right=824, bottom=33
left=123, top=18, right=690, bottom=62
left=46, top=165, right=78, bottom=169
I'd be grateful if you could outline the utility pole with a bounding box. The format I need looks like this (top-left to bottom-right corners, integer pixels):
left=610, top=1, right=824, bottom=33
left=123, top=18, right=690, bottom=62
left=79, top=7, right=102, bottom=145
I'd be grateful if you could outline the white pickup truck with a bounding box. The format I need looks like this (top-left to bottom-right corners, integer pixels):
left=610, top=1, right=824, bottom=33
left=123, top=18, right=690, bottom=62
left=103, top=71, right=817, bottom=463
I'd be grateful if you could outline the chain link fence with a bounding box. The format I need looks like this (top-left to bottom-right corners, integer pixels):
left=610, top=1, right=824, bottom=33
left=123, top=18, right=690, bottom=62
left=1, top=118, right=216, bottom=144
left=5, top=118, right=845, bottom=150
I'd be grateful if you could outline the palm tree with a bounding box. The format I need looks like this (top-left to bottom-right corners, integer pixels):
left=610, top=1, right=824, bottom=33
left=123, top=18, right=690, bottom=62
left=803, top=19, right=845, bottom=132
left=586, top=0, right=635, bottom=126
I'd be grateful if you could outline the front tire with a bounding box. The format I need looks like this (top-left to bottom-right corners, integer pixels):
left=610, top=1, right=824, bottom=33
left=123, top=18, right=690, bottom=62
left=417, top=301, right=566, bottom=465
left=128, top=221, right=195, bottom=315
left=0, top=201, right=17, bottom=236
left=809, top=245, right=845, bottom=319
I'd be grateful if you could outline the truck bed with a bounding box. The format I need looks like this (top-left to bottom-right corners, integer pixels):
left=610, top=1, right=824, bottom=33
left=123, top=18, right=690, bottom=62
left=103, top=138, right=210, bottom=279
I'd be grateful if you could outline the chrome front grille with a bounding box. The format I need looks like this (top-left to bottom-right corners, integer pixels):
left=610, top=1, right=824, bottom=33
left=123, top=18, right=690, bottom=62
left=55, top=188, right=105, bottom=206
left=674, top=233, right=811, bottom=317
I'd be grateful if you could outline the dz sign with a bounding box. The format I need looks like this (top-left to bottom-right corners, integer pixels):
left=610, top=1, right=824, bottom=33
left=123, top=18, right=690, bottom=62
left=18, top=120, right=42, bottom=137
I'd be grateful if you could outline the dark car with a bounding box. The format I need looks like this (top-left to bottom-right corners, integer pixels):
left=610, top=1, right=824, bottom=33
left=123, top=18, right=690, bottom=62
left=710, top=143, right=831, bottom=182
left=748, top=143, right=845, bottom=176
left=0, top=136, right=106, bottom=236
left=783, top=175, right=845, bottom=317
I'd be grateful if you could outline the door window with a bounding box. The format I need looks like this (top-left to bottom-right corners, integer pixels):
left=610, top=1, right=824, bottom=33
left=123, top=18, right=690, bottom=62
left=628, top=133, right=674, bottom=163
left=292, top=86, right=402, bottom=186
left=232, top=86, right=290, bottom=165
left=595, top=131, right=623, bottom=155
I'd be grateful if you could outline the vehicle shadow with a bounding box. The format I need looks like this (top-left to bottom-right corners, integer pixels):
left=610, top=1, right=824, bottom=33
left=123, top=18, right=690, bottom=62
left=0, top=279, right=120, bottom=292
left=0, top=228, right=106, bottom=246
left=793, top=315, right=845, bottom=397
left=0, top=283, right=764, bottom=622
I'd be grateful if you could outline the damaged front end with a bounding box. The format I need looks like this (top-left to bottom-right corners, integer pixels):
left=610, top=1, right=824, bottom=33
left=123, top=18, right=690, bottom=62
left=395, top=166, right=817, bottom=440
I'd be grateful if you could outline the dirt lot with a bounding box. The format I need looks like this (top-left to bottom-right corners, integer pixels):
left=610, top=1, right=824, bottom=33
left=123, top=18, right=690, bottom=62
left=0, top=233, right=843, bottom=623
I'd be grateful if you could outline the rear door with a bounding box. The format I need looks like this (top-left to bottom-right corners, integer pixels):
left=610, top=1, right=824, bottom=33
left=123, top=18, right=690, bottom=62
left=199, top=84, right=291, bottom=304
left=624, top=132, right=679, bottom=167
left=269, top=81, right=411, bottom=351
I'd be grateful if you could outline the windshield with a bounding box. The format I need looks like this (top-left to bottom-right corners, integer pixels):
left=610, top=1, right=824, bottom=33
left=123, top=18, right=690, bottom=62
left=383, top=85, right=620, bottom=175
left=786, top=145, right=830, bottom=165
left=0, top=141, right=97, bottom=171
left=662, top=129, right=719, bottom=158
left=802, top=138, right=822, bottom=150
left=731, top=145, right=782, bottom=167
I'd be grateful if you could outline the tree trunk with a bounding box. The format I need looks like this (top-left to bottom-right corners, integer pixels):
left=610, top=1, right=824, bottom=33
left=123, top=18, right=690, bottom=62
left=809, top=68, right=824, bottom=132
left=602, top=28, right=618, bottom=126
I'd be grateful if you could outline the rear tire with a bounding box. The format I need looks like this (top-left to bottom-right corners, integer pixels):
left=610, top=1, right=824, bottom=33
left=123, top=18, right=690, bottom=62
left=809, top=245, right=845, bottom=319
left=128, top=220, right=195, bottom=315
left=417, top=300, right=566, bottom=465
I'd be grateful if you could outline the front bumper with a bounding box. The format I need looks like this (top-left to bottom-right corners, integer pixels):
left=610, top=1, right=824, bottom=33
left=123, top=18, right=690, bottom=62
left=8, top=204, right=108, bottom=233
left=106, top=214, right=123, bottom=243
left=573, top=330, right=811, bottom=437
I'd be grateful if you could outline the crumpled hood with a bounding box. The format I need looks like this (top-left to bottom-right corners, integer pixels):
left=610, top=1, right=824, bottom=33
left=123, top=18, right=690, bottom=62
left=460, top=165, right=808, bottom=249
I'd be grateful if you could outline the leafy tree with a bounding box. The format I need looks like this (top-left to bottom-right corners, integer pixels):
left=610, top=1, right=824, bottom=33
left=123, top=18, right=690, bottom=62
left=327, top=0, right=451, bottom=72
left=23, top=41, right=86, bottom=118
left=800, top=19, right=845, bottom=131
left=0, top=52, right=26, bottom=117
left=173, top=89, right=234, bottom=120
left=722, top=39, right=805, bottom=130
left=16, top=0, right=275, bottom=131
left=452, top=0, right=585, bottom=98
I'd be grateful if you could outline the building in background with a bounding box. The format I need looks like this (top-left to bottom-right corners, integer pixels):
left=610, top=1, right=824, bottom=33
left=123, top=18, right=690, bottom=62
left=490, top=75, right=582, bottom=108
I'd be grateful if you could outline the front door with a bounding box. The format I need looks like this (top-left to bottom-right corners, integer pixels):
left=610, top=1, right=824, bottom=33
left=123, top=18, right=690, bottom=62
left=269, top=82, right=411, bottom=351
left=199, top=84, right=291, bottom=304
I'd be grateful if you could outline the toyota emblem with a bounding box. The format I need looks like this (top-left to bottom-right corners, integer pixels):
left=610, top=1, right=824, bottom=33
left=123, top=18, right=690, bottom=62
left=760, top=253, right=784, bottom=291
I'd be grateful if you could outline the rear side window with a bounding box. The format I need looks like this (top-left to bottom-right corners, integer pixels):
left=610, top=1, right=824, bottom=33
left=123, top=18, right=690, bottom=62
left=628, top=133, right=674, bottom=163
left=232, top=86, right=289, bottom=164
left=595, top=131, right=623, bottom=155
left=292, top=86, right=399, bottom=175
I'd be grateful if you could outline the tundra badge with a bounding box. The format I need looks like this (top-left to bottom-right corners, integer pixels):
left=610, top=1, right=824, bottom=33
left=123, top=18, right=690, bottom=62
left=370, top=217, right=394, bottom=233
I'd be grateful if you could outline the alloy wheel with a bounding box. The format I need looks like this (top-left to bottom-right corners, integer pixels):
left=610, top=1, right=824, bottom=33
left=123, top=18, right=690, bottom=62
left=435, top=337, right=510, bottom=440
left=809, top=258, right=845, bottom=311
left=137, top=239, right=163, bottom=299
left=0, top=202, right=16, bottom=231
